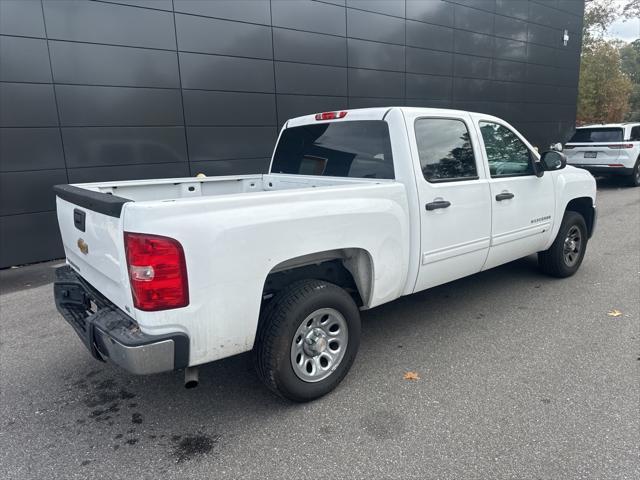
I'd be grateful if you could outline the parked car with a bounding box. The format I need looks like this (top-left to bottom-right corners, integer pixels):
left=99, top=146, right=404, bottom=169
left=564, top=123, right=640, bottom=186
left=53, top=107, right=597, bottom=402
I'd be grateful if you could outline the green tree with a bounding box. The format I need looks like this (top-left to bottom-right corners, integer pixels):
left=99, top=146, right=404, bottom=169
left=577, top=1, right=635, bottom=124
left=620, top=40, right=640, bottom=121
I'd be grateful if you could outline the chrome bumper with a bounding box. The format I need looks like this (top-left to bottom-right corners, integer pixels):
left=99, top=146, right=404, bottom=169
left=54, top=265, right=189, bottom=374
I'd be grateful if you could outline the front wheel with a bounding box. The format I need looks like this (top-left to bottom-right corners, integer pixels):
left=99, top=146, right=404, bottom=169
left=254, top=279, right=361, bottom=402
left=538, top=211, right=588, bottom=278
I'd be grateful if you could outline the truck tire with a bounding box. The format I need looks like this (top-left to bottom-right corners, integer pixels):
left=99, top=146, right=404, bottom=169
left=538, top=211, right=588, bottom=278
left=627, top=157, right=640, bottom=187
left=254, top=279, right=361, bottom=402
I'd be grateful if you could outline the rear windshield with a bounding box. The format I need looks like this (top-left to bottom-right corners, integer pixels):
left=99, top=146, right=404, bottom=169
left=569, top=128, right=623, bottom=143
left=271, top=121, right=394, bottom=179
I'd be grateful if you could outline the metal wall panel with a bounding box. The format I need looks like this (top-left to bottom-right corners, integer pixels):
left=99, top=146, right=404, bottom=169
left=0, top=83, right=58, bottom=127
left=406, top=0, right=454, bottom=26
left=0, top=169, right=68, bottom=216
left=175, top=14, right=273, bottom=59
left=275, top=62, right=347, bottom=96
left=348, top=39, right=405, bottom=72
left=0, top=36, right=51, bottom=83
left=173, top=0, right=271, bottom=24
left=49, top=41, right=180, bottom=88
left=186, top=126, right=277, bottom=162
left=0, top=128, right=65, bottom=172
left=347, top=8, right=405, bottom=45
left=179, top=53, right=274, bottom=92
left=42, top=0, right=176, bottom=49
left=406, top=47, right=453, bottom=76
left=183, top=90, right=276, bottom=126
left=55, top=85, right=183, bottom=126
left=0, top=212, right=62, bottom=267
left=0, top=0, right=46, bottom=37
left=0, top=0, right=585, bottom=266
left=406, top=20, right=454, bottom=51
left=273, top=28, right=347, bottom=67
left=271, top=0, right=346, bottom=36
left=61, top=127, right=187, bottom=167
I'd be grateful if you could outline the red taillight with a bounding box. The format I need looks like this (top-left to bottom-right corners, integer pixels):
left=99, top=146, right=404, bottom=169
left=124, top=232, right=188, bottom=311
left=315, top=111, right=347, bottom=121
left=563, top=145, right=575, bottom=149
left=608, top=164, right=625, bottom=167
left=607, top=144, right=634, bottom=149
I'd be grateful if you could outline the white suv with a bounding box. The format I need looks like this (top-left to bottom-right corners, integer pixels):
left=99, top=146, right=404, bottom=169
left=564, top=123, right=640, bottom=186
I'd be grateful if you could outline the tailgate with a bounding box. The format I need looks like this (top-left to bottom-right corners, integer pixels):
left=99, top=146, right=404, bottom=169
left=565, top=144, right=621, bottom=165
left=54, top=185, right=133, bottom=314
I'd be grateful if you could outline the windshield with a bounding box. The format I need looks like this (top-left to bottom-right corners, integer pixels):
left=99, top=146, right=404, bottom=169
left=569, top=128, right=624, bottom=143
left=271, top=121, right=394, bottom=179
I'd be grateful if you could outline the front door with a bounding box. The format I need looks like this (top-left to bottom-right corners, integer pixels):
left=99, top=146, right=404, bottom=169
left=474, top=119, right=556, bottom=270
left=407, top=113, right=492, bottom=292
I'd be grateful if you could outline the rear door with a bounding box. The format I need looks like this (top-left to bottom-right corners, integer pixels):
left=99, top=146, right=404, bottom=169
left=405, top=112, right=492, bottom=292
left=473, top=118, right=555, bottom=270
left=564, top=127, right=623, bottom=166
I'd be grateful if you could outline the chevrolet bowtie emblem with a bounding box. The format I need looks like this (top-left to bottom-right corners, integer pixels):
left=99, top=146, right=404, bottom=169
left=77, top=238, right=89, bottom=255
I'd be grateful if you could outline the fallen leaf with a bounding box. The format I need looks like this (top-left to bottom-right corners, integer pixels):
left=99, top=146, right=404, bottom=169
left=607, top=309, right=623, bottom=317
left=403, top=371, right=420, bottom=381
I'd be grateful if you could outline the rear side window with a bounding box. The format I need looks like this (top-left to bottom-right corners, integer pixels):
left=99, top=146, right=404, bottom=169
left=569, top=128, right=624, bottom=143
left=630, top=126, right=640, bottom=141
left=414, top=118, right=478, bottom=182
left=271, top=121, right=394, bottom=179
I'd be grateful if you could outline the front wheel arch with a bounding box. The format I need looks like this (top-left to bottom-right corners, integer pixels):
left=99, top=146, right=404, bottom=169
left=565, top=197, right=595, bottom=238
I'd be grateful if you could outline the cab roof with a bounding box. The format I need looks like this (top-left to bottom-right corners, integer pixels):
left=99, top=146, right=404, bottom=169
left=285, top=106, right=488, bottom=128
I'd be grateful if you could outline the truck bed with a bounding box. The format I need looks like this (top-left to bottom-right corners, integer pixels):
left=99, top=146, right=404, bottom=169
left=60, top=173, right=386, bottom=204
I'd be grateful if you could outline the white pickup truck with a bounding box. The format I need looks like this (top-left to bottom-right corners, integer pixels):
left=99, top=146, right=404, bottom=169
left=54, top=107, right=597, bottom=401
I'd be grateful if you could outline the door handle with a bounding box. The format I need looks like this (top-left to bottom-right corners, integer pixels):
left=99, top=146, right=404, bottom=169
left=425, top=200, right=451, bottom=211
left=495, top=192, right=515, bottom=201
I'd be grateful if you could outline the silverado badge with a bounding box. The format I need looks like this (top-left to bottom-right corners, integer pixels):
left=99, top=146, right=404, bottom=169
left=77, top=238, right=89, bottom=255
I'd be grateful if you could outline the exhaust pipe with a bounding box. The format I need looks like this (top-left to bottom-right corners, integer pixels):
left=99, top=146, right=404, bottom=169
left=184, top=367, right=199, bottom=389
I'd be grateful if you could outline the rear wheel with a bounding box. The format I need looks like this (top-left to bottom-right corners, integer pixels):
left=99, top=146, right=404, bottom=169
left=627, top=157, right=640, bottom=187
left=254, top=279, right=361, bottom=402
left=538, top=211, right=588, bottom=278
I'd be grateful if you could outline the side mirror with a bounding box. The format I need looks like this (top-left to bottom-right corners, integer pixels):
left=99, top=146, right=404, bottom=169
left=540, top=150, right=567, bottom=171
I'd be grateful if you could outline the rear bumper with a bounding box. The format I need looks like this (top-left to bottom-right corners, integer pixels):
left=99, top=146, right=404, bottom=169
left=54, top=265, right=189, bottom=374
left=568, top=164, right=634, bottom=176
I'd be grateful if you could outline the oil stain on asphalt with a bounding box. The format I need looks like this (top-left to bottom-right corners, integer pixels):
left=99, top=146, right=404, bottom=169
left=171, top=434, right=219, bottom=463
left=70, top=370, right=220, bottom=465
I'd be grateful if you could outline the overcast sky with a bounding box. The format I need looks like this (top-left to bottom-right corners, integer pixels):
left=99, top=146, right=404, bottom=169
left=604, top=0, right=640, bottom=43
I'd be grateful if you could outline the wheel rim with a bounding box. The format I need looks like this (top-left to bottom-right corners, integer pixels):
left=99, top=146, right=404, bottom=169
left=635, top=163, right=640, bottom=182
left=563, top=225, right=582, bottom=267
left=290, top=308, right=348, bottom=383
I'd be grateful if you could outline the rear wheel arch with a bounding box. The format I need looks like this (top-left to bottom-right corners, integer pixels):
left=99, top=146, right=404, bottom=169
left=261, top=248, right=374, bottom=309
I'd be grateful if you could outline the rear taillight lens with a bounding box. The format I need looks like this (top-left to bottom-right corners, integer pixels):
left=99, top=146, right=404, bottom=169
left=124, top=232, right=188, bottom=311
left=563, top=145, right=575, bottom=149
left=607, top=144, right=634, bottom=149
left=315, top=111, right=347, bottom=120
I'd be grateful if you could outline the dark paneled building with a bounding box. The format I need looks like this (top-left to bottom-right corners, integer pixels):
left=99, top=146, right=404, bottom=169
left=0, top=0, right=584, bottom=267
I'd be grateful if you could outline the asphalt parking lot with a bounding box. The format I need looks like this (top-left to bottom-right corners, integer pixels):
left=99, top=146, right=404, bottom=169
left=1, top=179, right=638, bottom=480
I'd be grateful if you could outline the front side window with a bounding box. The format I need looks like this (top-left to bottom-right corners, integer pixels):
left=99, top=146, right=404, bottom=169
left=479, top=122, right=534, bottom=177
left=415, top=118, right=478, bottom=182
left=271, top=121, right=394, bottom=179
